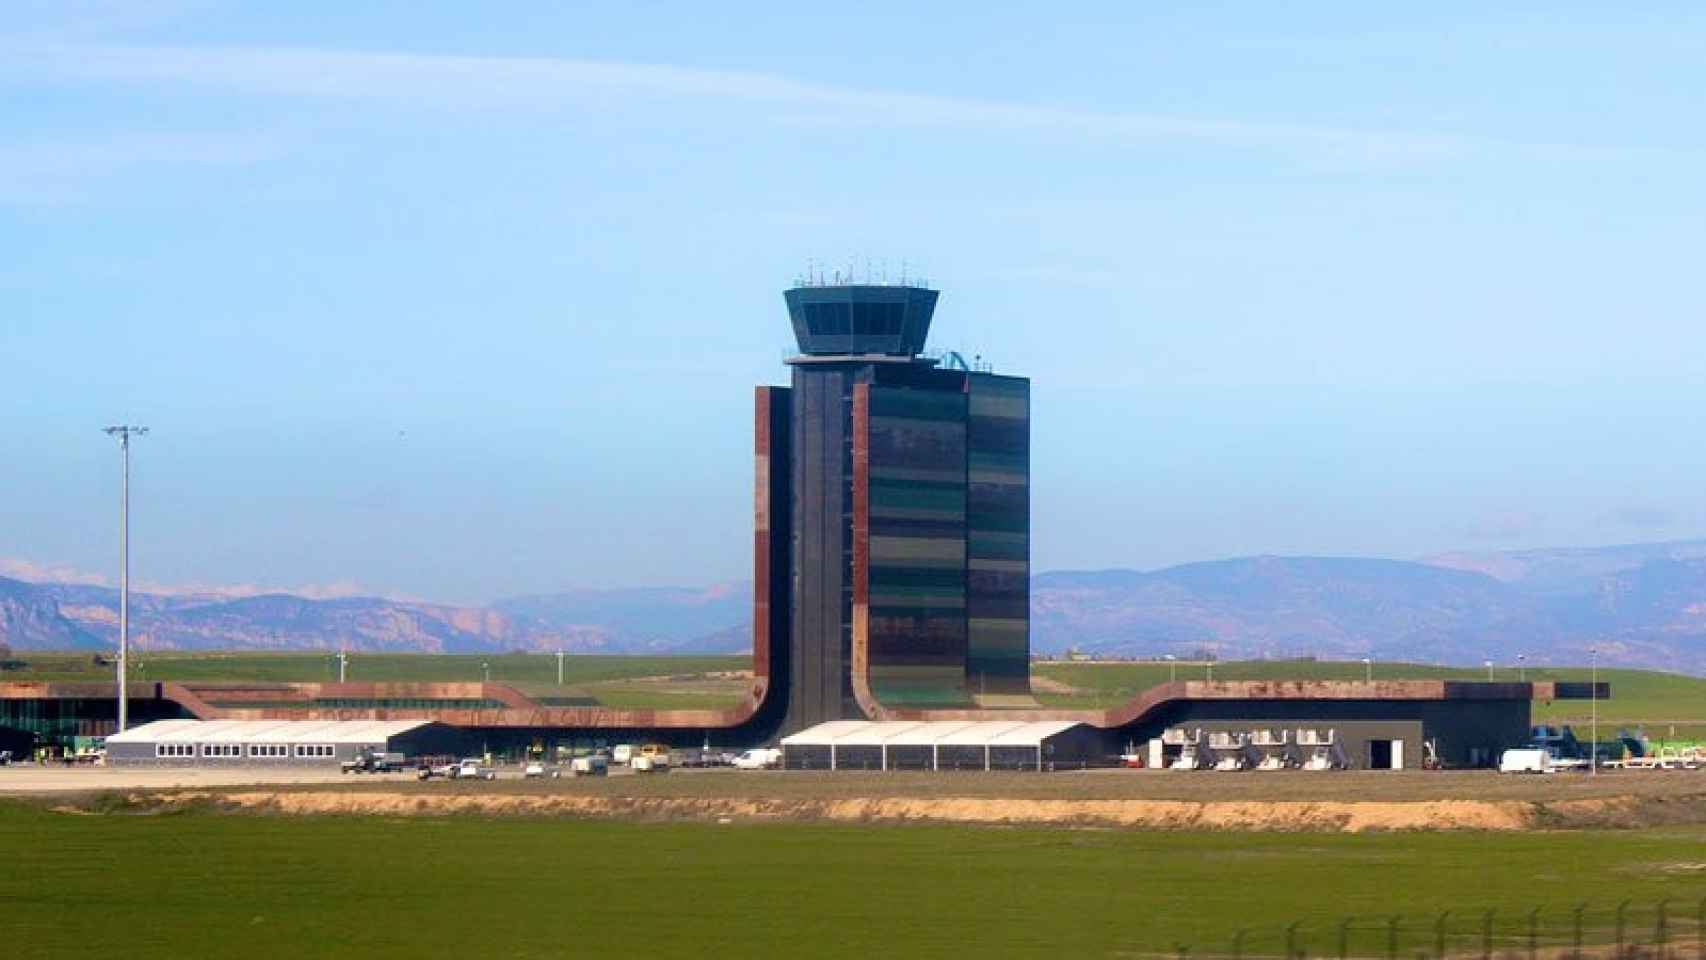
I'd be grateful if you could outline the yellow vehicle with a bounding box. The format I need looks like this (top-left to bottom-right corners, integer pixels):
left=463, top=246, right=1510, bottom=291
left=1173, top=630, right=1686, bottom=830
left=631, top=744, right=673, bottom=772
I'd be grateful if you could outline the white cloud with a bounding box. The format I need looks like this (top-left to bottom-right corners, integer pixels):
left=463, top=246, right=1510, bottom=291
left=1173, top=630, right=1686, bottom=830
left=0, top=557, right=404, bottom=602
left=1, top=42, right=1477, bottom=166
left=0, top=558, right=109, bottom=587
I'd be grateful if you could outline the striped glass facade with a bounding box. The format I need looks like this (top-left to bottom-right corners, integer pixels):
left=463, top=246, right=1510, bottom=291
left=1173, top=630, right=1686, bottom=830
left=965, top=374, right=1031, bottom=703
left=865, top=384, right=971, bottom=706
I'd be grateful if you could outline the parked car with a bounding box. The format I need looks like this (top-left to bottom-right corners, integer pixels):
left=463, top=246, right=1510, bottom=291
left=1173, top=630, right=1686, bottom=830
left=676, top=749, right=724, bottom=768
left=611, top=744, right=635, bottom=766
left=523, top=761, right=561, bottom=779
left=732, top=748, right=782, bottom=770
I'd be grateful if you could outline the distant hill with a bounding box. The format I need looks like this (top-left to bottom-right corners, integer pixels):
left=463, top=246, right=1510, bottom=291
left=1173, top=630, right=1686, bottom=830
left=495, top=585, right=752, bottom=653
left=1425, top=538, right=1706, bottom=596
left=0, top=576, right=748, bottom=657
left=5, top=539, right=1706, bottom=673
left=1030, top=557, right=1537, bottom=663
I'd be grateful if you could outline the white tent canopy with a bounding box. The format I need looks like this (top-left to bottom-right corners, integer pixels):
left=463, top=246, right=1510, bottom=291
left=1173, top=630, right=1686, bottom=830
left=106, top=719, right=432, bottom=746
left=780, top=719, right=1090, bottom=771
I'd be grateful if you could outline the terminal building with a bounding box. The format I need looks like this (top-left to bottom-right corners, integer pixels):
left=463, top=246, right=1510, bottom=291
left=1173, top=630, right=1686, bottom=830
left=0, top=281, right=1604, bottom=768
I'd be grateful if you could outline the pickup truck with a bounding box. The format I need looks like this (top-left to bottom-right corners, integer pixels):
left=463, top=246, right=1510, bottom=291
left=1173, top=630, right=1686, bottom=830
left=454, top=758, right=497, bottom=781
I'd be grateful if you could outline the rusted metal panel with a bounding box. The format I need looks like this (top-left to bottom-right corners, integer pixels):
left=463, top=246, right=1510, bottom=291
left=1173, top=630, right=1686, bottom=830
left=754, top=386, right=772, bottom=686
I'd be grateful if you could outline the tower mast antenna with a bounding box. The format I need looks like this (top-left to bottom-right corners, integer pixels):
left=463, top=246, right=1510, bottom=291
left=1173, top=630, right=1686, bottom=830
left=103, top=424, right=148, bottom=733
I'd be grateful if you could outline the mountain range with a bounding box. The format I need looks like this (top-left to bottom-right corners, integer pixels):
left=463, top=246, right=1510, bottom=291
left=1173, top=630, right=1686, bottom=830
left=5, top=538, right=1706, bottom=673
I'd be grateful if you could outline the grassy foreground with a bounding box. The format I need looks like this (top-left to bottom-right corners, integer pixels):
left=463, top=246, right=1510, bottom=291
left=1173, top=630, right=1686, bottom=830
left=2, top=801, right=1702, bottom=960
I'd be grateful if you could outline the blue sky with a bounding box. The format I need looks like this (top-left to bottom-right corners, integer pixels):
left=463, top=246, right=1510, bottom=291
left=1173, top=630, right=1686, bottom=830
left=3, top=2, right=1704, bottom=604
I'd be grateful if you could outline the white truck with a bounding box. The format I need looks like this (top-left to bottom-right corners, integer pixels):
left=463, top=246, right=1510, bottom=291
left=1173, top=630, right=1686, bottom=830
left=1499, top=748, right=1554, bottom=774
left=731, top=748, right=782, bottom=770
left=454, top=758, right=497, bottom=781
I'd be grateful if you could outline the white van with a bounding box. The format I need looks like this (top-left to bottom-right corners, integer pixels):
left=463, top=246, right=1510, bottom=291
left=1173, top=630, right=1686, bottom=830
left=1499, top=748, right=1553, bottom=774
left=732, top=748, right=781, bottom=770
left=611, top=744, right=635, bottom=765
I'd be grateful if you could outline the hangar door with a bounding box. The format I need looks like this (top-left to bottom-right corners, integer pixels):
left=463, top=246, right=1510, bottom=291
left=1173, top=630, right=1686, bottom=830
left=1368, top=739, right=1404, bottom=770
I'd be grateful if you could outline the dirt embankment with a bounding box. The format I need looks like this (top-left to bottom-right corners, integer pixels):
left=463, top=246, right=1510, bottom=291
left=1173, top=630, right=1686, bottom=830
left=123, top=790, right=1627, bottom=832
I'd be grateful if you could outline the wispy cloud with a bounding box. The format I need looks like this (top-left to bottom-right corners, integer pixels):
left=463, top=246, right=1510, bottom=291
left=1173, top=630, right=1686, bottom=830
left=1, top=42, right=1484, bottom=166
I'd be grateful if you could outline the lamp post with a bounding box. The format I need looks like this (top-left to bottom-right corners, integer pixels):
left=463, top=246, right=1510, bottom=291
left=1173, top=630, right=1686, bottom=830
left=1484, top=659, right=1493, bottom=682
left=1165, top=654, right=1176, bottom=683
left=481, top=660, right=490, bottom=683
left=556, top=650, right=565, bottom=686
left=1517, top=654, right=1526, bottom=682
left=1361, top=657, right=1372, bottom=683
left=337, top=650, right=348, bottom=683
left=103, top=425, right=147, bottom=733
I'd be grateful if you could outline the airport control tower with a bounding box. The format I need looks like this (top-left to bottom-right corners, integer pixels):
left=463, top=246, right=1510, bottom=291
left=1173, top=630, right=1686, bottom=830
left=756, top=281, right=1033, bottom=735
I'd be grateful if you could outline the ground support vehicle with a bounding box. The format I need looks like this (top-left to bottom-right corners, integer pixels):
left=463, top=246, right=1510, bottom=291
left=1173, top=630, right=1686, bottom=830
left=523, top=762, right=561, bottom=779
left=731, top=748, right=781, bottom=770
left=341, top=751, right=406, bottom=774
left=1499, top=748, right=1555, bottom=774
left=454, top=758, right=496, bottom=781
left=569, top=756, right=609, bottom=777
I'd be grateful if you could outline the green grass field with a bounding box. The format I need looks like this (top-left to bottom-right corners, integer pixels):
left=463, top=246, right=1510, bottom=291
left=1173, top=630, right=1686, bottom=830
left=2, top=652, right=754, bottom=708
left=1, top=801, right=1701, bottom=959
left=1033, top=661, right=1706, bottom=737
left=9, top=652, right=1705, bottom=730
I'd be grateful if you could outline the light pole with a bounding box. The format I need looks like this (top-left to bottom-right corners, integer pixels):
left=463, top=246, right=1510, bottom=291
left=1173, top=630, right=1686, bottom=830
left=104, top=425, right=147, bottom=733
left=337, top=649, right=348, bottom=683
left=1590, top=647, right=1598, bottom=776
left=1361, top=657, right=1372, bottom=683
left=1484, top=659, right=1493, bottom=682
left=1164, top=654, right=1176, bottom=683
left=556, top=650, right=565, bottom=686
left=1517, top=654, right=1526, bottom=682
left=481, top=660, right=490, bottom=683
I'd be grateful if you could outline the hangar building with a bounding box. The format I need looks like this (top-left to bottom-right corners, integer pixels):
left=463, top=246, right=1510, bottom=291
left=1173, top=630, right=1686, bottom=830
left=104, top=719, right=466, bottom=766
